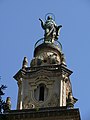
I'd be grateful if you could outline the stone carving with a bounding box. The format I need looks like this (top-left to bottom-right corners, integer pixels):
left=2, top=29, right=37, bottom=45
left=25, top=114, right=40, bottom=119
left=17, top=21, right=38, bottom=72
left=65, top=77, right=78, bottom=108
left=30, top=57, right=42, bottom=67
left=24, top=102, right=35, bottom=109
left=30, top=52, right=60, bottom=67
left=66, top=92, right=78, bottom=108
left=22, top=57, right=28, bottom=69
left=3, top=97, right=11, bottom=112
left=66, top=78, right=72, bottom=99
left=23, top=96, right=28, bottom=109
left=48, top=53, right=59, bottom=64
left=61, top=53, right=67, bottom=66
left=23, top=96, right=35, bottom=109
left=6, top=97, right=11, bottom=110
left=39, top=15, right=62, bottom=43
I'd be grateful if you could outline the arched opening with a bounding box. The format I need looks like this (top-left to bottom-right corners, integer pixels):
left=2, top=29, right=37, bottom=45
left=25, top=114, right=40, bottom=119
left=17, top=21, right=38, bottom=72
left=34, top=83, right=48, bottom=102
left=39, top=84, right=44, bottom=101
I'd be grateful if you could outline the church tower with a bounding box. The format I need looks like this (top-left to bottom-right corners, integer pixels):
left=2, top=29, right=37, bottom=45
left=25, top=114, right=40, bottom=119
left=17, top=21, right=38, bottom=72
left=14, top=15, right=77, bottom=110
left=12, top=14, right=81, bottom=120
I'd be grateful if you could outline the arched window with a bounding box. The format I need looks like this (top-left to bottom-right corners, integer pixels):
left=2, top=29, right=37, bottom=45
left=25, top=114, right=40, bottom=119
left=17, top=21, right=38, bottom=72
left=39, top=84, right=44, bottom=101
left=34, top=83, right=48, bottom=102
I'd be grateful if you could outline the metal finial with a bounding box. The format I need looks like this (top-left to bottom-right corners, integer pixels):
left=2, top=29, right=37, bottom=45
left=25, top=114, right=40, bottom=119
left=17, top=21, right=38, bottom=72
left=22, top=57, right=28, bottom=69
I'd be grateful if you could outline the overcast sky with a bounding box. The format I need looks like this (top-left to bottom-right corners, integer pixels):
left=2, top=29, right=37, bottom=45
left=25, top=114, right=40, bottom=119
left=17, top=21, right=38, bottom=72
left=0, top=0, right=90, bottom=120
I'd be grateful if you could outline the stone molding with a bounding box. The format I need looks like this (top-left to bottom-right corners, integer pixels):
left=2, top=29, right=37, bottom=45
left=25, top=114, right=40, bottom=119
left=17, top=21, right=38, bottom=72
left=2, top=107, right=81, bottom=120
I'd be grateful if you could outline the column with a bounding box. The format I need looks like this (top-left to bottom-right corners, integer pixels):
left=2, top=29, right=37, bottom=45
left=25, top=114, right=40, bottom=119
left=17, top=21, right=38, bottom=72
left=17, top=78, right=23, bottom=109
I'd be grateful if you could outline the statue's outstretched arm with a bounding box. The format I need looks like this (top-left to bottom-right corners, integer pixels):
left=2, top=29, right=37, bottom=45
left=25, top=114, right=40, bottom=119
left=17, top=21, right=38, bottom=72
left=39, top=18, right=45, bottom=29
left=55, top=25, right=62, bottom=38
left=56, top=25, right=62, bottom=33
left=57, top=25, right=62, bottom=29
left=39, top=18, right=43, bottom=22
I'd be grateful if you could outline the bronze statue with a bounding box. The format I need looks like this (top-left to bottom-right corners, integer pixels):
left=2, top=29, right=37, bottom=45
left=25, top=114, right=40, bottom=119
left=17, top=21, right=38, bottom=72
left=39, top=15, right=62, bottom=43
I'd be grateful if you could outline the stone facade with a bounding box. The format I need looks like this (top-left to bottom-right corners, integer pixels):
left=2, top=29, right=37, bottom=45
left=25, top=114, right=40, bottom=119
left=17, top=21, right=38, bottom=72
left=14, top=64, right=73, bottom=110
left=13, top=40, right=75, bottom=110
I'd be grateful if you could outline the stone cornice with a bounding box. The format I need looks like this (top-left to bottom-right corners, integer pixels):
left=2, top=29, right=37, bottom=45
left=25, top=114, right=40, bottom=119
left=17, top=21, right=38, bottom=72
left=13, top=64, right=73, bottom=81
left=2, top=107, right=81, bottom=120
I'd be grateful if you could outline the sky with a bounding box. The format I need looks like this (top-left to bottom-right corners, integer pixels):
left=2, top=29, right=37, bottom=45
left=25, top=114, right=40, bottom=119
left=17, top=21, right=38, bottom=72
left=0, top=0, right=90, bottom=120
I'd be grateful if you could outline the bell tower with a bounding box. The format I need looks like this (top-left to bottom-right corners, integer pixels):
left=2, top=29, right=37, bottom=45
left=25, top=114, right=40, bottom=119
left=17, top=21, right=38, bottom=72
left=0, top=14, right=81, bottom=120
left=14, top=14, right=77, bottom=110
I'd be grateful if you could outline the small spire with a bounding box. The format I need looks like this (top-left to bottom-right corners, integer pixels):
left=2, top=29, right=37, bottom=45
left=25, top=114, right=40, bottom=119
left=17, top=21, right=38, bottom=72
left=61, top=53, right=67, bottom=66
left=6, top=97, right=11, bottom=110
left=22, top=57, right=28, bottom=69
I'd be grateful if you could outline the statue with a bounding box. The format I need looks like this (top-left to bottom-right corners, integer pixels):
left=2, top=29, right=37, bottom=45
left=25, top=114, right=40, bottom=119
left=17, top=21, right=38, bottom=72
left=3, top=97, right=11, bottom=112
left=6, top=97, right=11, bottom=110
left=39, top=15, right=62, bottom=43
left=66, top=92, right=78, bottom=109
